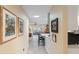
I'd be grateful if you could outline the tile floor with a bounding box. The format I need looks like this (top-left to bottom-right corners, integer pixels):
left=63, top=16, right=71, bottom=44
left=27, top=35, right=79, bottom=54
left=68, top=45, right=79, bottom=54
left=27, top=35, right=47, bottom=54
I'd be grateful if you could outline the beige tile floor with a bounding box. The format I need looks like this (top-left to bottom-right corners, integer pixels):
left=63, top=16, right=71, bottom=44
left=27, top=35, right=79, bottom=54
left=27, top=35, right=47, bottom=54
left=68, top=45, right=79, bottom=54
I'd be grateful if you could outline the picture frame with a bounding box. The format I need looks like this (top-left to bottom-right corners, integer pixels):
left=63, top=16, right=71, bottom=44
left=18, top=18, right=24, bottom=35
left=52, top=34, right=57, bottom=43
left=51, top=18, right=58, bottom=33
left=2, top=7, right=17, bottom=42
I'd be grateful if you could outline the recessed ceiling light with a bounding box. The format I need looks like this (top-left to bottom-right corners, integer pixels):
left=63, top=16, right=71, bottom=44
left=33, top=15, right=40, bottom=18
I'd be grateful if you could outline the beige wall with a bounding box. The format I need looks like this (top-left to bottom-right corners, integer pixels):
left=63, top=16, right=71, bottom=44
left=67, top=6, right=78, bottom=31
left=49, top=6, right=68, bottom=53
left=0, top=5, right=29, bottom=53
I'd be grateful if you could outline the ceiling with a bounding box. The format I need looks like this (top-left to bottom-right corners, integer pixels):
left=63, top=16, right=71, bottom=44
left=22, top=5, right=50, bottom=25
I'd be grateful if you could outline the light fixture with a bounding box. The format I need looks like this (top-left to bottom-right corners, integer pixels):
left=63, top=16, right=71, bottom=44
left=33, top=15, right=40, bottom=18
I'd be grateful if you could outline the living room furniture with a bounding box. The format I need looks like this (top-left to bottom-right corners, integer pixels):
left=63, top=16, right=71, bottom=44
left=68, top=32, right=79, bottom=45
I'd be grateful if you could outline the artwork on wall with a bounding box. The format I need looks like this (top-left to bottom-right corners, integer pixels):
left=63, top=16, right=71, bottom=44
left=19, top=18, right=24, bottom=34
left=52, top=34, right=57, bottom=43
left=3, top=7, right=16, bottom=42
left=5, top=14, right=15, bottom=36
left=51, top=18, right=58, bottom=33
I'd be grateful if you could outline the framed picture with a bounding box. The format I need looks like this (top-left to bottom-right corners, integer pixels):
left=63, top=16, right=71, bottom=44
left=51, top=18, right=58, bottom=33
left=52, top=34, right=57, bottom=43
left=18, top=18, right=24, bottom=35
left=2, top=7, right=17, bottom=42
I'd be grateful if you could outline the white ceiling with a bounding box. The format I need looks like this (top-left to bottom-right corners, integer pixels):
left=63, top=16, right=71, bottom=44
left=22, top=5, right=50, bottom=24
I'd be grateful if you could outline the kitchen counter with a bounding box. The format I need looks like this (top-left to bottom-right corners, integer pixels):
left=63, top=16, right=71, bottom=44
left=40, top=33, right=53, bottom=53
left=40, top=33, right=50, bottom=37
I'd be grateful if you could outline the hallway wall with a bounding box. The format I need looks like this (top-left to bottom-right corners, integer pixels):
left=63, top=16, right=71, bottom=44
left=67, top=6, right=78, bottom=31
left=0, top=5, right=29, bottom=53
left=49, top=6, right=68, bottom=53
